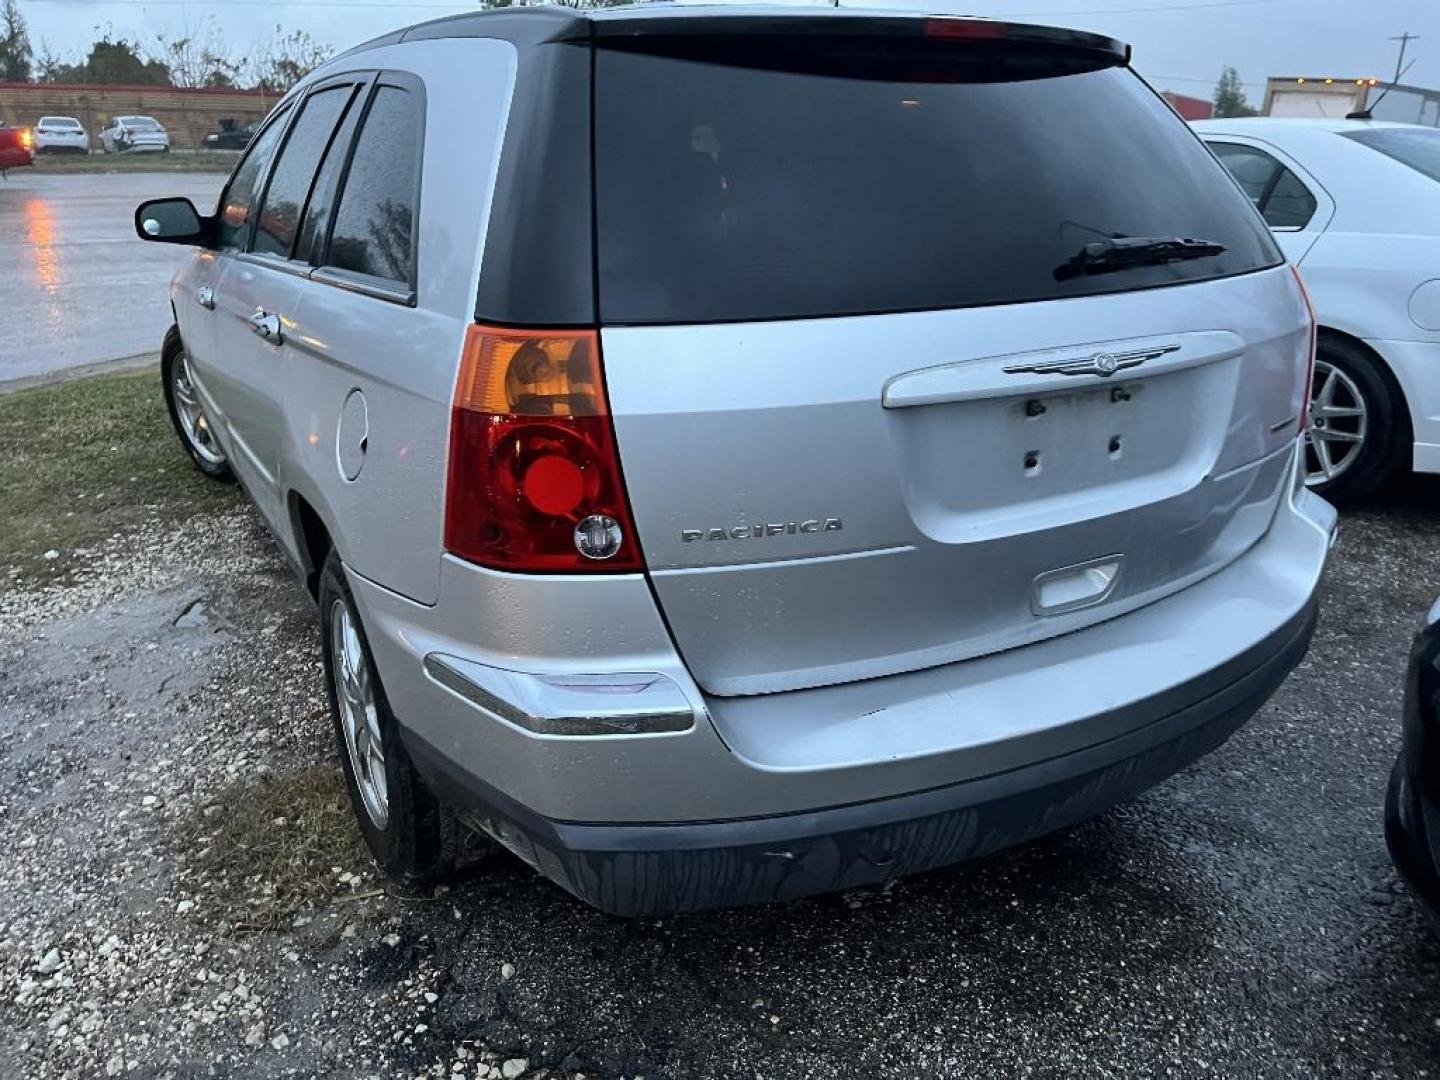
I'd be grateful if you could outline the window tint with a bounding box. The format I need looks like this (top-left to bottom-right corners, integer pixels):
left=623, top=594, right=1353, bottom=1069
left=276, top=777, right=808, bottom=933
left=252, top=86, right=354, bottom=258
left=297, top=89, right=367, bottom=265
left=1344, top=127, right=1440, bottom=183
left=1210, top=142, right=1317, bottom=229
left=1263, top=168, right=1318, bottom=228
left=216, top=107, right=291, bottom=251
left=595, top=46, right=1279, bottom=324
left=325, top=85, right=421, bottom=284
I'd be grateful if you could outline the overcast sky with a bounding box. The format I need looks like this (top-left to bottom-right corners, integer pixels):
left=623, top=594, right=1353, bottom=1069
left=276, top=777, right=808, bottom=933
left=15, top=0, right=1437, bottom=100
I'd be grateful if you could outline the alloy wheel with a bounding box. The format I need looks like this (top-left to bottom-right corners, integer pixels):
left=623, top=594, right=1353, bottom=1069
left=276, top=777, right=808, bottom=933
left=171, top=351, right=226, bottom=466
left=331, top=598, right=390, bottom=831
left=1304, top=358, right=1368, bottom=486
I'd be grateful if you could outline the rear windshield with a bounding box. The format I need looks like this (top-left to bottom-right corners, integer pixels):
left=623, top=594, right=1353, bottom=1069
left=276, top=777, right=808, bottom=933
left=594, top=40, right=1280, bottom=324
left=121, top=117, right=161, bottom=130
left=40, top=117, right=79, bottom=127
left=1343, top=127, right=1440, bottom=183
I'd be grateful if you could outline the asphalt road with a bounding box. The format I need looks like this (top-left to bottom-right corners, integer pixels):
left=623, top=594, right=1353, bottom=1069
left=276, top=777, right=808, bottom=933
left=2, top=455, right=1439, bottom=1077
left=0, top=172, right=224, bottom=382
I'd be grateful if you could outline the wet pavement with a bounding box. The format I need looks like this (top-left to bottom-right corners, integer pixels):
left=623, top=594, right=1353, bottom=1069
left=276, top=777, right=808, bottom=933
left=2, top=471, right=1440, bottom=1077
left=0, top=172, right=224, bottom=382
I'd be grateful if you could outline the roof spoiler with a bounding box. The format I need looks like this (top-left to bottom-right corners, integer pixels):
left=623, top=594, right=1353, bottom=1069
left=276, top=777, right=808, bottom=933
left=581, top=14, right=1130, bottom=67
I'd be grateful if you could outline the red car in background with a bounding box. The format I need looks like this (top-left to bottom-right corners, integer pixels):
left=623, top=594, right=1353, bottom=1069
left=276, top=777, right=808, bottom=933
left=0, top=121, right=35, bottom=175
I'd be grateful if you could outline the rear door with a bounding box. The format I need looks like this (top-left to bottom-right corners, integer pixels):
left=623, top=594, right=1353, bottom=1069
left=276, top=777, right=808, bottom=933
left=591, top=24, right=1309, bottom=696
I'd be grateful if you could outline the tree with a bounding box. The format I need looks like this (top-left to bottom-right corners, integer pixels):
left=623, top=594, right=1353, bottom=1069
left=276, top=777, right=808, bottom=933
left=249, top=26, right=332, bottom=94
left=56, top=34, right=170, bottom=85
left=1213, top=67, right=1258, bottom=118
left=155, top=16, right=242, bottom=89
left=0, top=0, right=34, bottom=82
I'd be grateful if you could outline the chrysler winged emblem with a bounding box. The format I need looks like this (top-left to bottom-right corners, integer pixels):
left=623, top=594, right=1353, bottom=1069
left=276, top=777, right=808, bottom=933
left=1003, top=344, right=1181, bottom=379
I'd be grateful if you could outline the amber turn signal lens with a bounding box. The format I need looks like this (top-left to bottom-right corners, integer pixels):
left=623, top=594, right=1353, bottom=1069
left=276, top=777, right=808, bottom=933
left=454, top=325, right=602, bottom=418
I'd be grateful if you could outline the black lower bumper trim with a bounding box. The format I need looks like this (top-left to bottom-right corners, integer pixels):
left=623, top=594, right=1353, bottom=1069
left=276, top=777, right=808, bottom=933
left=406, top=599, right=1318, bottom=916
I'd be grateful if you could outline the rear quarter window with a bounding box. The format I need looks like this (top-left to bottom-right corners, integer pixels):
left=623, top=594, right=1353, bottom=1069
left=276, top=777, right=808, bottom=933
left=323, top=83, right=423, bottom=286
left=595, top=41, right=1280, bottom=324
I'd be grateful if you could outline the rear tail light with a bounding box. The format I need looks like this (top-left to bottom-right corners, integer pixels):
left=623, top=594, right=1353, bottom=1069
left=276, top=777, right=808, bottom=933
left=444, top=324, right=644, bottom=573
left=18, top=128, right=33, bottom=150
left=1291, top=264, right=1318, bottom=424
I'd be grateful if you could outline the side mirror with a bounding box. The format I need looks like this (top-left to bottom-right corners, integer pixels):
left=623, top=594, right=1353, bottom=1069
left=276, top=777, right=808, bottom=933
left=134, top=197, right=210, bottom=246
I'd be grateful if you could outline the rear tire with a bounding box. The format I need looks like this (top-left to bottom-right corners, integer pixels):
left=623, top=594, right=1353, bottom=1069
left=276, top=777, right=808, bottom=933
left=1305, top=335, right=1410, bottom=504
left=161, top=329, right=232, bottom=481
left=319, top=550, right=450, bottom=890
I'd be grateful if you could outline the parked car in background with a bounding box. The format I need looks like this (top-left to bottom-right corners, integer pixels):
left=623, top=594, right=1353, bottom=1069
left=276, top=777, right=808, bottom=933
left=100, top=115, right=170, bottom=154
left=135, top=6, right=1335, bottom=915
left=0, top=120, right=33, bottom=174
left=34, top=116, right=88, bottom=154
left=1195, top=119, right=1440, bottom=502
left=203, top=119, right=257, bottom=150
left=1387, top=596, right=1440, bottom=935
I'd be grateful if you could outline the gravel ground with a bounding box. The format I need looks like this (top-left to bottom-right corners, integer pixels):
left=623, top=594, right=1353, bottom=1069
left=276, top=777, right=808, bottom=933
left=2, top=478, right=1439, bottom=1078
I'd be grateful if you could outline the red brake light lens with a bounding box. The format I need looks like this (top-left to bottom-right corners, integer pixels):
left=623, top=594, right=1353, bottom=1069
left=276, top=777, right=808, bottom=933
left=444, top=325, right=643, bottom=573
left=925, top=18, right=1006, bottom=39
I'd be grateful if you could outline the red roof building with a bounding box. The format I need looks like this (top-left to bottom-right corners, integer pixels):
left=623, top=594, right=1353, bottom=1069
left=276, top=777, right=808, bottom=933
left=1161, top=91, right=1214, bottom=121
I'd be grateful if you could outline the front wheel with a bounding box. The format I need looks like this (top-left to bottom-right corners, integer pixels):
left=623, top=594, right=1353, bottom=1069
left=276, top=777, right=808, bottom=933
left=319, top=551, right=449, bottom=889
left=1304, top=337, right=1410, bottom=504
left=161, top=331, right=232, bottom=481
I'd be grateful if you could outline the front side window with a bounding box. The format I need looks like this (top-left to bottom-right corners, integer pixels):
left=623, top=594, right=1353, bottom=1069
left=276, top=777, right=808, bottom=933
left=215, top=107, right=291, bottom=251
left=251, top=85, right=355, bottom=259
left=1209, top=142, right=1318, bottom=229
left=324, top=84, right=422, bottom=285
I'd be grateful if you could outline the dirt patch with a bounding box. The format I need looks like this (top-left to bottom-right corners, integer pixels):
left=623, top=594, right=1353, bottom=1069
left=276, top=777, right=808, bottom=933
left=177, top=762, right=376, bottom=932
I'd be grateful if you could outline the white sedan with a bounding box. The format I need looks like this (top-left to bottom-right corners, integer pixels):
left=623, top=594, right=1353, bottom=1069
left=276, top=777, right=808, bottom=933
left=99, top=115, right=170, bottom=155
left=1194, top=118, right=1440, bottom=501
left=33, top=116, right=87, bottom=154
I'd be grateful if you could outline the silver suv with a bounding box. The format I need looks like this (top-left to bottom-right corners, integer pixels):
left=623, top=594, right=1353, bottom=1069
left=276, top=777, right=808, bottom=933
left=136, top=7, right=1336, bottom=914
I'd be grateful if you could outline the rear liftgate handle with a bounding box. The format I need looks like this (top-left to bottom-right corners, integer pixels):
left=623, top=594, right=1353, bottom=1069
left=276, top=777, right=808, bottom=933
left=247, top=308, right=282, bottom=344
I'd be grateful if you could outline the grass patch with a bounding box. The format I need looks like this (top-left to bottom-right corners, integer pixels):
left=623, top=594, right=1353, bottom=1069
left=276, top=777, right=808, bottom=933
left=178, top=763, right=374, bottom=931
left=31, top=150, right=237, bottom=174
left=0, top=367, right=239, bottom=588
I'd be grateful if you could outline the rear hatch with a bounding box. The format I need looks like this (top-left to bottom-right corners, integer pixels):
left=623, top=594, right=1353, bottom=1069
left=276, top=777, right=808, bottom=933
left=589, top=17, right=1308, bottom=696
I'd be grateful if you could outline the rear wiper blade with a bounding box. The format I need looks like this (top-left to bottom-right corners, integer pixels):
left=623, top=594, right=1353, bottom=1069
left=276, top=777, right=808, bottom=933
left=1055, top=236, right=1227, bottom=281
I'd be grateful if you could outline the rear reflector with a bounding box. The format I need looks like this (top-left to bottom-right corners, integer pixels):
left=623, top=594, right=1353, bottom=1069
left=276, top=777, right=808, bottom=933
left=445, top=325, right=643, bottom=573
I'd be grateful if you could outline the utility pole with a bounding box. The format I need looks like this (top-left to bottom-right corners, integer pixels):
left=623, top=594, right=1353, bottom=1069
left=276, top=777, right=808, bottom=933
left=1388, top=32, right=1419, bottom=87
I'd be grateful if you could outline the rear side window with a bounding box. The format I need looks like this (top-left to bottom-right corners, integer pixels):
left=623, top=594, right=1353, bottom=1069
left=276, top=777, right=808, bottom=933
left=324, top=84, right=422, bottom=285
left=1343, top=127, right=1440, bottom=183
left=216, top=107, right=291, bottom=251
left=251, top=85, right=355, bottom=259
left=1209, top=142, right=1317, bottom=229
left=595, top=42, right=1280, bottom=324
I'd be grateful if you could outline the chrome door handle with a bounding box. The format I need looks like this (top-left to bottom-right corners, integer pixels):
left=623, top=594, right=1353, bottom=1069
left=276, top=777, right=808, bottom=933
left=247, top=309, right=282, bottom=344
left=195, top=285, right=214, bottom=310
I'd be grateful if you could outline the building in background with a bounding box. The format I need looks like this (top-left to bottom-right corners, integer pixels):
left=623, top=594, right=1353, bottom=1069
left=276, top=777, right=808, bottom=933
left=1265, top=76, right=1377, bottom=118
left=0, top=82, right=274, bottom=150
left=1161, top=90, right=1214, bottom=120
left=1264, top=76, right=1440, bottom=126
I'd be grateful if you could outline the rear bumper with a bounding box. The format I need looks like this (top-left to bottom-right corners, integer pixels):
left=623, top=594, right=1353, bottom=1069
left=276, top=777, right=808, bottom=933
left=407, top=596, right=1318, bottom=914
left=0, top=147, right=32, bottom=168
left=348, top=460, right=1335, bottom=913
